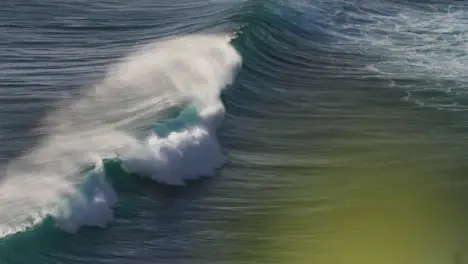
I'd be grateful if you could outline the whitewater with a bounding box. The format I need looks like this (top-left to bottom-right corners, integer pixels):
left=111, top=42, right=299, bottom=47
left=0, top=34, right=242, bottom=237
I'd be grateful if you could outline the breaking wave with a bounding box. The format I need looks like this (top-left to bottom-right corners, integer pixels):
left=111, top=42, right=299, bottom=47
left=0, top=34, right=241, bottom=237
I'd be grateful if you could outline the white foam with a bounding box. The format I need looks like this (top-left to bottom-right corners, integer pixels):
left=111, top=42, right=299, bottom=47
left=54, top=158, right=119, bottom=233
left=0, top=34, right=241, bottom=236
left=121, top=126, right=226, bottom=186
left=326, top=2, right=468, bottom=108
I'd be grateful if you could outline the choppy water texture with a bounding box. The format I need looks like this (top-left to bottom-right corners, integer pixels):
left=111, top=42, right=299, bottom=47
left=1, top=0, right=468, bottom=263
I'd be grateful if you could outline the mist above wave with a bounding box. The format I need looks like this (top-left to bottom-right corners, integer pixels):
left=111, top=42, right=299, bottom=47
left=0, top=34, right=241, bottom=237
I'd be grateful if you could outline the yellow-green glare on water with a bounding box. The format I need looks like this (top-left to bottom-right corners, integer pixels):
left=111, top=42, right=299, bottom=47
left=251, top=122, right=468, bottom=264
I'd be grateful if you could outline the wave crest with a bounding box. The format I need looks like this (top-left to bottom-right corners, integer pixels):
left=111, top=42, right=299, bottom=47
left=0, top=34, right=241, bottom=237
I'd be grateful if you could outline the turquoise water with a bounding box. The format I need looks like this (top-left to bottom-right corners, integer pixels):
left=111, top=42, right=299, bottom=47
left=1, top=0, right=468, bottom=263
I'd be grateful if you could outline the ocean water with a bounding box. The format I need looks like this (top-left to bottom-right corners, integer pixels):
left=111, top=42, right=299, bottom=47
left=1, top=0, right=468, bottom=263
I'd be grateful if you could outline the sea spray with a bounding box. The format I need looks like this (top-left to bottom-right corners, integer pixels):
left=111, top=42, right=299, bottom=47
left=0, top=34, right=241, bottom=237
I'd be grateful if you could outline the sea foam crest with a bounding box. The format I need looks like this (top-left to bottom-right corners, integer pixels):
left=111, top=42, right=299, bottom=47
left=0, top=34, right=241, bottom=237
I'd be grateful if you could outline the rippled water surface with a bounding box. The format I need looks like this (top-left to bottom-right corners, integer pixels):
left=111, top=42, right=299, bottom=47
left=1, top=0, right=468, bottom=263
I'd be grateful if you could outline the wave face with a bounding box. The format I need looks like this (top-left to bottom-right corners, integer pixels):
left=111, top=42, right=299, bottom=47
left=0, top=34, right=241, bottom=236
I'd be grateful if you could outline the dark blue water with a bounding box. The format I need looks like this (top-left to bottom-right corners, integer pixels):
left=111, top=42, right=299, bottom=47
left=1, top=0, right=468, bottom=263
